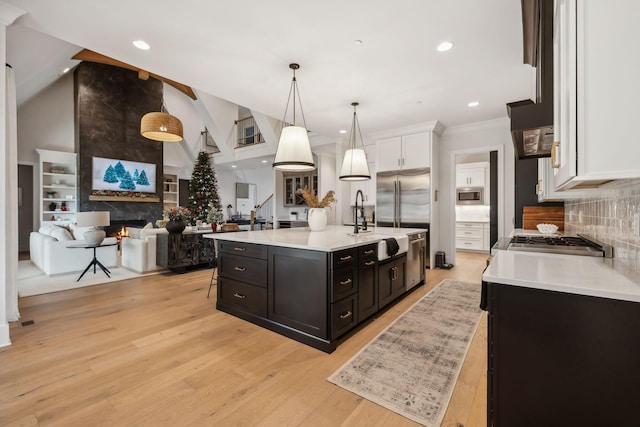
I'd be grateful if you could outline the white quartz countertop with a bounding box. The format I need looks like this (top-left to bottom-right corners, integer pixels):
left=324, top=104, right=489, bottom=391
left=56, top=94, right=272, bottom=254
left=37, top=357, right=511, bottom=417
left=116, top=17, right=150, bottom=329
left=204, top=225, right=427, bottom=252
left=483, top=250, right=640, bottom=303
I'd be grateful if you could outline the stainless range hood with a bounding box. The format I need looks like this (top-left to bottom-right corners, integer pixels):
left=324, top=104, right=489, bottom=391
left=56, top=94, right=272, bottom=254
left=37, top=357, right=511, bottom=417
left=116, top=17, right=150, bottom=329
left=507, top=0, right=554, bottom=159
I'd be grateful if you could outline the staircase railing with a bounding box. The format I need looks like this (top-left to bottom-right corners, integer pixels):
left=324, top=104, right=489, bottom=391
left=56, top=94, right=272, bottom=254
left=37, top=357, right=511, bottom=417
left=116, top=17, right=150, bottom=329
left=251, top=194, right=273, bottom=230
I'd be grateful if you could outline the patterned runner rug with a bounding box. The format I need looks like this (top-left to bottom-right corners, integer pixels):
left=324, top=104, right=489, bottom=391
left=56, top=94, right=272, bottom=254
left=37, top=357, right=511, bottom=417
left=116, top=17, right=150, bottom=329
left=327, top=279, right=482, bottom=426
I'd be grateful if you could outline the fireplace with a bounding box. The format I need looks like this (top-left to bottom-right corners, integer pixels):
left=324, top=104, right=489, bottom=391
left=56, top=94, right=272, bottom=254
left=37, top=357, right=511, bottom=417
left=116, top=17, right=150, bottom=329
left=105, top=220, right=147, bottom=239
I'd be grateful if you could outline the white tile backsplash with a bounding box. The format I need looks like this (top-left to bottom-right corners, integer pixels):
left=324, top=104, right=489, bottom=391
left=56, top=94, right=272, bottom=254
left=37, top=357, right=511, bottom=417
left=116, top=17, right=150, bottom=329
left=456, top=205, right=490, bottom=222
left=564, top=178, right=640, bottom=271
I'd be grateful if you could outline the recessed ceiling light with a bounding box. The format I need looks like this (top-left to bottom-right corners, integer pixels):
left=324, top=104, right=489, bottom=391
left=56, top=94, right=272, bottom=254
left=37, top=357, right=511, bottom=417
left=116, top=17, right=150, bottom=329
left=354, top=40, right=363, bottom=46
left=339, top=130, right=347, bottom=134
left=436, top=41, right=454, bottom=52
left=62, top=67, right=70, bottom=74
left=133, top=40, right=150, bottom=50
left=231, top=165, right=237, bottom=168
left=261, top=160, right=268, bottom=163
left=468, top=101, right=480, bottom=107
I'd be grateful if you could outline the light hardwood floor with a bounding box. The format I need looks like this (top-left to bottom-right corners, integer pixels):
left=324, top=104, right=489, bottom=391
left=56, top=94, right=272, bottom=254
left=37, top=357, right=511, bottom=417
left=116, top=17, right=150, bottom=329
left=2, top=251, right=488, bottom=427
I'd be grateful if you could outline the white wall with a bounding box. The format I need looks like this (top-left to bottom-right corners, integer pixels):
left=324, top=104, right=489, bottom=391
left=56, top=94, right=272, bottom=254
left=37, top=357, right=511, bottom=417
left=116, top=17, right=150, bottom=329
left=437, top=118, right=515, bottom=265
left=17, top=71, right=75, bottom=163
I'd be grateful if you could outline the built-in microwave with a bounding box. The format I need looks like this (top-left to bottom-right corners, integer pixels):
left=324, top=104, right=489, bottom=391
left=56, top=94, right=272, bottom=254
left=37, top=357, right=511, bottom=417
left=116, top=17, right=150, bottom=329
left=456, top=187, right=484, bottom=205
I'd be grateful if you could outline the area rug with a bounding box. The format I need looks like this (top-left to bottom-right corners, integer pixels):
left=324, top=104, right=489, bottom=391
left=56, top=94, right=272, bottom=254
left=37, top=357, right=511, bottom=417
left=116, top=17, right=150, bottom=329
left=17, top=260, right=160, bottom=297
left=327, top=279, right=482, bottom=427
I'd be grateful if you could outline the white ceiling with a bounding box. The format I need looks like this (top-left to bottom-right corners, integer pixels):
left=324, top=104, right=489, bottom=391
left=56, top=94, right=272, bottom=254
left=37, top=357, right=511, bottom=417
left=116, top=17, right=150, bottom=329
left=5, top=0, right=534, bottom=140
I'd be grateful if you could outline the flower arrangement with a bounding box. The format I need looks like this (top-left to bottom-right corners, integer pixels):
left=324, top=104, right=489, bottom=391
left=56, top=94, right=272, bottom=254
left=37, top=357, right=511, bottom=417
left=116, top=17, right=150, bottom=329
left=165, top=205, right=191, bottom=222
left=207, top=208, right=225, bottom=225
left=297, top=188, right=336, bottom=208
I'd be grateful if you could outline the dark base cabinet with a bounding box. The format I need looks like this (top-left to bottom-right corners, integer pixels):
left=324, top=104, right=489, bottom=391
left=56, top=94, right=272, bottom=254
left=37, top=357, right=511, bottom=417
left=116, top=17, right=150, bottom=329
left=378, top=255, right=406, bottom=309
left=156, top=233, right=215, bottom=272
left=486, top=283, right=640, bottom=427
left=215, top=241, right=416, bottom=353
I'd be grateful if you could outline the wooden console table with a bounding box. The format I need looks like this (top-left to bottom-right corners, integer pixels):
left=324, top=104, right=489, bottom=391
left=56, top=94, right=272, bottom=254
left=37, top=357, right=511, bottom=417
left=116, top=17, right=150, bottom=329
left=156, top=232, right=216, bottom=273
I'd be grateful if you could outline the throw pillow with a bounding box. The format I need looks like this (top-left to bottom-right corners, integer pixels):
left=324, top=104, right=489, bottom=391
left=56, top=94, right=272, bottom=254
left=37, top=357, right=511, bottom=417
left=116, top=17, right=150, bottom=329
left=50, top=226, right=74, bottom=241
left=143, top=222, right=153, bottom=230
left=68, top=222, right=94, bottom=240
left=39, top=225, right=56, bottom=236
left=128, top=227, right=142, bottom=239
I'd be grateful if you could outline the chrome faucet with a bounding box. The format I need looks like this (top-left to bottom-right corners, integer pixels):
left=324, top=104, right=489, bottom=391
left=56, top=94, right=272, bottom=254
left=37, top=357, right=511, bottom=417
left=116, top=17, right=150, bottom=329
left=354, top=189, right=367, bottom=234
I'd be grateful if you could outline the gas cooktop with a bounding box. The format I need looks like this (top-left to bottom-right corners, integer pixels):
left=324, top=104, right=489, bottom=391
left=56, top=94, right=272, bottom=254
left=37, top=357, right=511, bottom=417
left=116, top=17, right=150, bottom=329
left=508, top=234, right=613, bottom=257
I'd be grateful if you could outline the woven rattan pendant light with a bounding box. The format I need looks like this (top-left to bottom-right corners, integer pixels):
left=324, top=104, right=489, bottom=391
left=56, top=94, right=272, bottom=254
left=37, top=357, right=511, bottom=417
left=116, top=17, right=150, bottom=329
left=140, top=84, right=183, bottom=142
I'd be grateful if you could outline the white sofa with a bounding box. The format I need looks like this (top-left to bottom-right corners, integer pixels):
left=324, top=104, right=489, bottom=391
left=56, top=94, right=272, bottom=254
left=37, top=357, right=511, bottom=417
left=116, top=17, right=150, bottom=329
left=120, top=226, right=169, bottom=273
left=29, top=224, right=118, bottom=276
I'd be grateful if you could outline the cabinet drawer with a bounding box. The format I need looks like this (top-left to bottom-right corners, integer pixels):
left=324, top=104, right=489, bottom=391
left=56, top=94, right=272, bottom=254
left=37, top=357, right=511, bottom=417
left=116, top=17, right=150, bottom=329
left=331, top=294, right=358, bottom=339
left=219, top=241, right=267, bottom=259
left=219, top=253, right=267, bottom=287
left=456, top=238, right=483, bottom=251
left=358, top=243, right=378, bottom=262
left=331, top=247, right=357, bottom=268
left=456, top=228, right=483, bottom=239
left=218, top=277, right=267, bottom=317
left=456, top=222, right=484, bottom=230
left=331, top=264, right=358, bottom=302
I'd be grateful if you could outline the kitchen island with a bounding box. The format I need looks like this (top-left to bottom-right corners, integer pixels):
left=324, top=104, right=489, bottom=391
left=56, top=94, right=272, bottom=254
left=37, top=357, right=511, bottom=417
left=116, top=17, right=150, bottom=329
left=482, top=248, right=640, bottom=426
left=206, top=225, right=427, bottom=352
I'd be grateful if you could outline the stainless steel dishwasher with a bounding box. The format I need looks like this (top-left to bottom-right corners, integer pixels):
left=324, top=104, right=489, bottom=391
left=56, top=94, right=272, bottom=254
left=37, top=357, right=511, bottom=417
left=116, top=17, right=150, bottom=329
left=407, top=232, right=426, bottom=289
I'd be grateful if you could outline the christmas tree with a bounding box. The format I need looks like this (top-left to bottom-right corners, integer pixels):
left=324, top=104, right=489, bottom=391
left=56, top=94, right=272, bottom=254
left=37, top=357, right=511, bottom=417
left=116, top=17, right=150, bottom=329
left=187, top=151, right=222, bottom=224
left=114, top=161, right=126, bottom=179
left=119, top=170, right=137, bottom=191
left=103, top=165, right=119, bottom=183
left=132, top=169, right=140, bottom=182
left=137, top=170, right=150, bottom=186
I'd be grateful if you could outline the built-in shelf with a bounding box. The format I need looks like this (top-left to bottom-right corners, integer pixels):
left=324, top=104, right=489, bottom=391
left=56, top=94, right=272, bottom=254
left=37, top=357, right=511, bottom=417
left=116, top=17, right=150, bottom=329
left=163, top=173, right=179, bottom=210
left=37, top=149, right=78, bottom=225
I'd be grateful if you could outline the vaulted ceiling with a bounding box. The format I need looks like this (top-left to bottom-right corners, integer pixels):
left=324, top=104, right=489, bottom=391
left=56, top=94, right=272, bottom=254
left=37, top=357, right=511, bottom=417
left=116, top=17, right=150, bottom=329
left=5, top=0, right=533, bottom=140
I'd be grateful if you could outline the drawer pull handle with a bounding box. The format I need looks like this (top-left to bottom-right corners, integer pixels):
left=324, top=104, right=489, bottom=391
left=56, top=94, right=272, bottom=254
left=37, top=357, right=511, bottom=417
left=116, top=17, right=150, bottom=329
left=365, top=260, right=376, bottom=266
left=234, top=266, right=246, bottom=272
left=233, top=247, right=246, bottom=251
left=339, top=310, right=353, bottom=319
left=340, top=255, right=353, bottom=261
left=340, top=278, right=353, bottom=286
left=233, top=293, right=246, bottom=299
left=364, top=249, right=374, bottom=255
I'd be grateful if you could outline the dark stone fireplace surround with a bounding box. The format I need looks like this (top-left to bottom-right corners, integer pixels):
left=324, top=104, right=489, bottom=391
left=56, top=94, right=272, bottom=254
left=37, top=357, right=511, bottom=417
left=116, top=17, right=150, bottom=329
left=74, top=62, right=165, bottom=229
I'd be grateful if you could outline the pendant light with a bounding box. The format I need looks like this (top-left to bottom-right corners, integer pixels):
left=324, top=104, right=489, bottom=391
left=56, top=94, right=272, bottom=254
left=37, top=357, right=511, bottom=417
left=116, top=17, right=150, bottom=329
left=140, top=84, right=183, bottom=142
left=339, top=102, right=371, bottom=181
left=272, top=63, right=315, bottom=171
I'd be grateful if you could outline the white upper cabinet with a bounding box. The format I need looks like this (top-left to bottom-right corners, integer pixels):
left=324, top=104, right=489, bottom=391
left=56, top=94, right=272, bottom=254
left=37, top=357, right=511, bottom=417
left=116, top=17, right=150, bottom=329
left=553, top=0, right=640, bottom=190
left=377, top=132, right=431, bottom=172
left=456, top=163, right=487, bottom=188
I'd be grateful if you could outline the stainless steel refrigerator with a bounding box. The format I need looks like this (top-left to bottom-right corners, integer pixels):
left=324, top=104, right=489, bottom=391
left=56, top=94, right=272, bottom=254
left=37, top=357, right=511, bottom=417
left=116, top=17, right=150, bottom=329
left=376, top=167, right=430, bottom=276
left=376, top=167, right=430, bottom=228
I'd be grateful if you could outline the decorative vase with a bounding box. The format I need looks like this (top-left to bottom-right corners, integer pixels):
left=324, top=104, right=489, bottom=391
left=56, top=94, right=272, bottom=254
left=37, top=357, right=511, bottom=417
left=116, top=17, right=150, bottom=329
left=211, top=223, right=218, bottom=232
left=83, top=229, right=106, bottom=246
left=307, top=208, right=328, bottom=231
left=166, top=219, right=186, bottom=234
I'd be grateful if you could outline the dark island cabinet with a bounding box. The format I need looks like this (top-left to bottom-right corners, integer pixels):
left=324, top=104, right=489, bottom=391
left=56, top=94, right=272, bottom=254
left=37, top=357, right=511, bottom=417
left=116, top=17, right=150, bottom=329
left=357, top=244, right=379, bottom=321
left=486, top=282, right=640, bottom=427
left=378, top=254, right=406, bottom=309
left=217, top=241, right=268, bottom=317
left=267, top=246, right=328, bottom=339
left=215, top=241, right=409, bottom=353
left=156, top=233, right=215, bottom=272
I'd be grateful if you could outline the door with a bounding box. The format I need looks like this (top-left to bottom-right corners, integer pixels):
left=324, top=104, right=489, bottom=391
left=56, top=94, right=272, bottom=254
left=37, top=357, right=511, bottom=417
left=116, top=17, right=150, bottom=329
left=398, top=168, right=430, bottom=226
left=376, top=172, right=397, bottom=226
left=18, top=164, right=34, bottom=253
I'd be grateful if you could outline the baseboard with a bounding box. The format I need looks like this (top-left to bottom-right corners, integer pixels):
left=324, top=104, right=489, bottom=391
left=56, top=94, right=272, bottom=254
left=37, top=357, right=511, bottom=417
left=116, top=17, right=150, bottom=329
left=0, top=323, right=11, bottom=347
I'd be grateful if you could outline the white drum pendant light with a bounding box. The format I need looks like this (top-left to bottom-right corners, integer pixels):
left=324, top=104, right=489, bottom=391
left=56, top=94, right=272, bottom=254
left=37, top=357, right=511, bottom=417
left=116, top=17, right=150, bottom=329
left=273, top=63, right=315, bottom=171
left=339, top=102, right=371, bottom=180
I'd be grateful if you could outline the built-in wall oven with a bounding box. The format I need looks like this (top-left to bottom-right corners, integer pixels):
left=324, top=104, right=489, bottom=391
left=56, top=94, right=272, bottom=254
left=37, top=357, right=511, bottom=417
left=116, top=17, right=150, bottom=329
left=456, top=187, right=484, bottom=205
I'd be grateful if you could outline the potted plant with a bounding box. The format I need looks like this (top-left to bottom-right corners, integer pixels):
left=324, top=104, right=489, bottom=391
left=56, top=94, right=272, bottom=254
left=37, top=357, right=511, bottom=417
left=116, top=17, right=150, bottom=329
left=207, top=207, right=224, bottom=232
left=297, top=188, right=336, bottom=231
left=164, top=205, right=191, bottom=234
